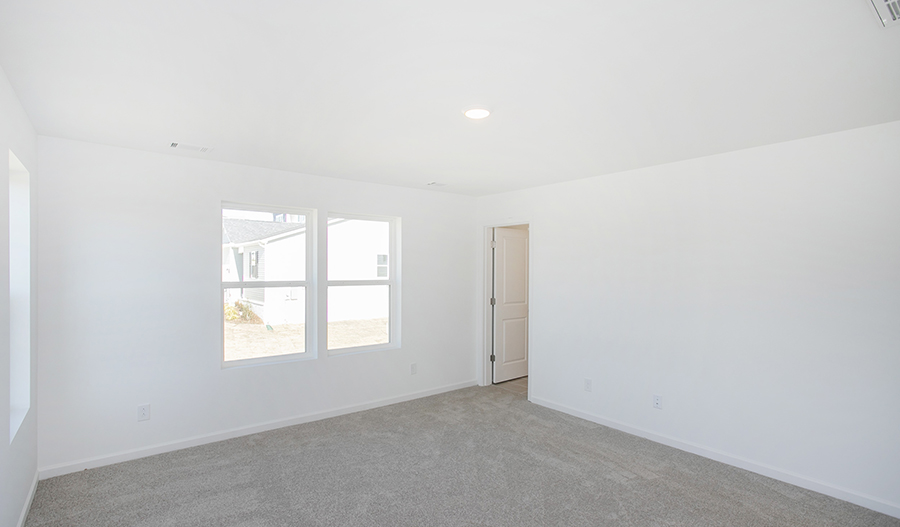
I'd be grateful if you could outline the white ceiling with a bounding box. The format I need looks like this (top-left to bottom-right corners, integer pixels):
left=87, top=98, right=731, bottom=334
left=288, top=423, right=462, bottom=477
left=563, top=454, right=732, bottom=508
left=1, top=0, right=898, bottom=196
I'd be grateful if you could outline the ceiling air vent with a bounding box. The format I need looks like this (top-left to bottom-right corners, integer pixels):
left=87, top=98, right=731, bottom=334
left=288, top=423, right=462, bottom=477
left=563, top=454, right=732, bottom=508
left=871, top=0, right=900, bottom=27
left=170, top=142, right=213, bottom=153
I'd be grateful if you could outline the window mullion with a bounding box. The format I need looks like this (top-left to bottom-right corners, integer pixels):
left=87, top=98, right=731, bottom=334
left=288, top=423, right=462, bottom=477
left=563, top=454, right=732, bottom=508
left=326, top=280, right=392, bottom=287
left=223, top=280, right=307, bottom=289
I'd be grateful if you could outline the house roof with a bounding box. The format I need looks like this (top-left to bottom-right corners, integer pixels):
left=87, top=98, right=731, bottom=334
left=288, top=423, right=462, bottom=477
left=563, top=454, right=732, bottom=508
left=222, top=219, right=305, bottom=245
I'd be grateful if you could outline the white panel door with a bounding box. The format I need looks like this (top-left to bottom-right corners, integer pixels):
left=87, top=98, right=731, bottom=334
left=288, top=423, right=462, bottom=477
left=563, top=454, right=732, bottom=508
left=493, top=227, right=528, bottom=383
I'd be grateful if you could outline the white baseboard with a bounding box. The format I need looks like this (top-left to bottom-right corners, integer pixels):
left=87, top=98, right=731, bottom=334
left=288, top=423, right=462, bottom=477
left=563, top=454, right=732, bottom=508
left=38, top=380, right=477, bottom=480
left=530, top=396, right=900, bottom=520
left=18, top=470, right=38, bottom=527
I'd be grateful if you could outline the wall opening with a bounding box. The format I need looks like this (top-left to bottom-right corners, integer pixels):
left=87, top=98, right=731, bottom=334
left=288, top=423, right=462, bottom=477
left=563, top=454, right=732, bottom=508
left=9, top=150, right=30, bottom=443
left=483, top=222, right=530, bottom=388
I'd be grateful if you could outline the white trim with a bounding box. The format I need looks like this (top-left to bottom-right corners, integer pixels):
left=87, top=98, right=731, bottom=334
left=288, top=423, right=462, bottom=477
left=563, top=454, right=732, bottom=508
left=222, top=201, right=312, bottom=217
left=480, top=221, right=532, bottom=387
left=481, top=227, right=493, bottom=386
left=325, top=213, right=401, bottom=356
left=38, top=381, right=476, bottom=480
left=222, top=280, right=307, bottom=288
left=327, top=280, right=390, bottom=287
left=325, top=211, right=397, bottom=223
left=530, top=396, right=900, bottom=520
left=219, top=350, right=315, bottom=369
left=221, top=203, right=317, bottom=367
left=326, top=338, right=400, bottom=357
left=17, top=470, right=38, bottom=527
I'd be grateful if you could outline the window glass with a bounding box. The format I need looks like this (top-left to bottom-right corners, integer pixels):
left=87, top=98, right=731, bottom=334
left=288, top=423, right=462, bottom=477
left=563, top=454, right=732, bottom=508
left=327, top=218, right=389, bottom=281
left=223, top=208, right=306, bottom=283
left=222, top=206, right=309, bottom=363
left=327, top=215, right=397, bottom=353
left=224, top=287, right=306, bottom=360
left=9, top=150, right=30, bottom=442
left=327, top=285, right=390, bottom=350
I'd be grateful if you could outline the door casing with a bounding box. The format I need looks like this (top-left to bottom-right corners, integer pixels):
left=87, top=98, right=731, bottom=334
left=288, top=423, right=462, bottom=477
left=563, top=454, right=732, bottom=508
left=481, top=222, right=531, bottom=390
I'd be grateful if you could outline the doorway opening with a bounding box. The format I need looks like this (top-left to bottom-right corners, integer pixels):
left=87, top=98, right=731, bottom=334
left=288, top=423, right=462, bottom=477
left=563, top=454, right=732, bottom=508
left=485, top=224, right=529, bottom=387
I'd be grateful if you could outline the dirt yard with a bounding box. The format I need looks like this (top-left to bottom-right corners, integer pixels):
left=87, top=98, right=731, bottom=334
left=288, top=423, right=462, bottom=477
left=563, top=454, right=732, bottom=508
left=224, top=322, right=305, bottom=361
left=327, top=318, right=389, bottom=351
left=224, top=318, right=389, bottom=361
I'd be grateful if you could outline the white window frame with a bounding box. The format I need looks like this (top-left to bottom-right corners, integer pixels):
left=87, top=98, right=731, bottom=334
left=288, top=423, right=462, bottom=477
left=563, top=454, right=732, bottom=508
left=221, top=202, right=317, bottom=367
left=325, top=212, right=401, bottom=356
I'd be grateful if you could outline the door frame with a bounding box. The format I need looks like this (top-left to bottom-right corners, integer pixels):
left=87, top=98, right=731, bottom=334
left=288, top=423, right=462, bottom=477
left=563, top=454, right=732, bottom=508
left=480, top=221, right=532, bottom=390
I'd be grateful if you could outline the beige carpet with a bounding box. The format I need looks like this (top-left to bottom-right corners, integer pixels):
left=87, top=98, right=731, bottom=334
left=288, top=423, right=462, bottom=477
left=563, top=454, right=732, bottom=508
left=25, top=386, right=899, bottom=526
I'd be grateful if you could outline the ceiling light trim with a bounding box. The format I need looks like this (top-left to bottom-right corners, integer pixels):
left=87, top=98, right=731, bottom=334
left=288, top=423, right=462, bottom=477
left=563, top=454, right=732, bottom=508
left=463, top=107, right=491, bottom=120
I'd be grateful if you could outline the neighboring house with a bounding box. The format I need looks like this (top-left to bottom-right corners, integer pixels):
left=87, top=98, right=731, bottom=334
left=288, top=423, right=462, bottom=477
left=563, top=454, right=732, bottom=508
left=222, top=217, right=306, bottom=325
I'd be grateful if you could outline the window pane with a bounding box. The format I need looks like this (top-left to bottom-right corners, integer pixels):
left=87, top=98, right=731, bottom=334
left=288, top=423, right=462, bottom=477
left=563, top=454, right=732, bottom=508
left=327, top=218, right=389, bottom=280
left=327, top=285, right=389, bottom=350
left=223, top=209, right=306, bottom=282
left=9, top=152, right=30, bottom=441
left=224, top=287, right=305, bottom=361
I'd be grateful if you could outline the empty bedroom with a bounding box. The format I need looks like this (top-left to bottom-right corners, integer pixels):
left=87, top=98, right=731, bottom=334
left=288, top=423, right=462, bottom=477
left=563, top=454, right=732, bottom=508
left=0, top=1, right=898, bottom=526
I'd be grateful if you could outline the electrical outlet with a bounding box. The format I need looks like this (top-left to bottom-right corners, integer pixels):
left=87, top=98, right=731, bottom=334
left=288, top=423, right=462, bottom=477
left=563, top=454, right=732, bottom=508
left=653, top=395, right=662, bottom=410
left=410, top=363, right=417, bottom=375
left=584, top=379, right=592, bottom=392
left=137, top=404, right=150, bottom=421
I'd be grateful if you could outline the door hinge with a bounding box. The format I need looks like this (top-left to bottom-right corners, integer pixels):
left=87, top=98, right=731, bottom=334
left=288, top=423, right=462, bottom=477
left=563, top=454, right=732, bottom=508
left=490, top=240, right=496, bottom=249
left=490, top=354, right=496, bottom=362
left=490, top=297, right=496, bottom=306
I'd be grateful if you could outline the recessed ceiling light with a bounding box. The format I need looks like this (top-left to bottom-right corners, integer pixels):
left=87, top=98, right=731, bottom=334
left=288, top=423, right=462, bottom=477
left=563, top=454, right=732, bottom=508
left=463, top=108, right=490, bottom=120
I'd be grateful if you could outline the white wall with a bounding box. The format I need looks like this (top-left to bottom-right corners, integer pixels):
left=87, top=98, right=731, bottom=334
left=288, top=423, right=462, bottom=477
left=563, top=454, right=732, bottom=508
left=26, top=110, right=900, bottom=518
left=37, top=137, right=477, bottom=474
left=476, top=121, right=900, bottom=518
left=0, top=65, right=38, bottom=527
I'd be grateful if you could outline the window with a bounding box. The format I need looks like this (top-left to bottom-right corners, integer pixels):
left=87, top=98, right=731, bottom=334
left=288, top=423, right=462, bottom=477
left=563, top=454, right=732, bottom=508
left=327, top=214, right=400, bottom=353
left=249, top=251, right=259, bottom=279
left=9, top=150, right=30, bottom=443
left=221, top=205, right=399, bottom=364
left=222, top=205, right=312, bottom=364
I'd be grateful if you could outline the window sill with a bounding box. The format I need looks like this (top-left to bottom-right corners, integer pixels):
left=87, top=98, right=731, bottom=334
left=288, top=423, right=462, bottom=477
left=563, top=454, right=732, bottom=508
left=326, top=341, right=401, bottom=357
left=221, top=351, right=315, bottom=369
